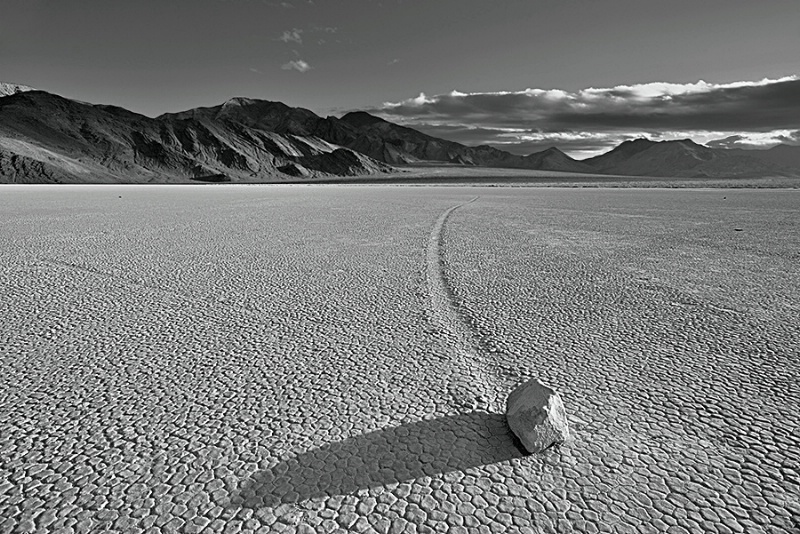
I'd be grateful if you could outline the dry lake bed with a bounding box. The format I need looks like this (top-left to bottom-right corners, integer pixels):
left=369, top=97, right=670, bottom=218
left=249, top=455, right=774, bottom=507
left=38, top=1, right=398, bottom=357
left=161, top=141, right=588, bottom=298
left=0, top=185, right=798, bottom=534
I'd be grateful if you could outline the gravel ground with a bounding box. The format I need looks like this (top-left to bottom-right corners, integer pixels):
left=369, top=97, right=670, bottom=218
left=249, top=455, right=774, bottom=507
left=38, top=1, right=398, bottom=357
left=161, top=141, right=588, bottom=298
left=0, top=185, right=797, bottom=533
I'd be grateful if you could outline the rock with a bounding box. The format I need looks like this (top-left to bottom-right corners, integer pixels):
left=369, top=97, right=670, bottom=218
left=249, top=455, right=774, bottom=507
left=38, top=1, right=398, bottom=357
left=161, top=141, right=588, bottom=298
left=506, top=379, right=569, bottom=453
left=278, top=163, right=311, bottom=177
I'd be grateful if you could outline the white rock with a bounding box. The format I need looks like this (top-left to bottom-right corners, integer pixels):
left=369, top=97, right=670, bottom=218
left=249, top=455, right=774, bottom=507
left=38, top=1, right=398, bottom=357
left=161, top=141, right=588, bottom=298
left=506, top=379, right=569, bottom=453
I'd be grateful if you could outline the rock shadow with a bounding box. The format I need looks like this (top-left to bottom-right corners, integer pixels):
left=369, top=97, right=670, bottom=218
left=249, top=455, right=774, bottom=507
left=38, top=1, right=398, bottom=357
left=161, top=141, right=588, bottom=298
left=233, top=412, right=526, bottom=508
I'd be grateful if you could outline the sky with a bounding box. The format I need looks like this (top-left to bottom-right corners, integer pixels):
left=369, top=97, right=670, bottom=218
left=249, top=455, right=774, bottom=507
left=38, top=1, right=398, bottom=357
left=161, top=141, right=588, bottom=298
left=1, top=0, right=799, bottom=158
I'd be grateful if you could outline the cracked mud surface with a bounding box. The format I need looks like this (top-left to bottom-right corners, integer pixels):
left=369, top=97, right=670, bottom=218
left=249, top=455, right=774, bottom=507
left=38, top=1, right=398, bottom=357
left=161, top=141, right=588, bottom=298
left=1, top=185, right=798, bottom=533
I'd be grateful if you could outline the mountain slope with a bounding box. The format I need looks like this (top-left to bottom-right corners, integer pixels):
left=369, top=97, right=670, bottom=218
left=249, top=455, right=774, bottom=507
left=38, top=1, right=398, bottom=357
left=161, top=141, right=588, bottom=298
left=0, top=91, right=392, bottom=183
left=0, top=82, right=35, bottom=97
left=336, top=111, right=595, bottom=172
left=582, top=139, right=659, bottom=172
left=583, top=138, right=795, bottom=178
left=727, top=145, right=800, bottom=169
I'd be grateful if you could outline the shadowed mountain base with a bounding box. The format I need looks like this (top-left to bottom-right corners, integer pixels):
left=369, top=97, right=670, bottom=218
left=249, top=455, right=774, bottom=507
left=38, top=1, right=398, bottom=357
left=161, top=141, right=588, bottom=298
left=232, top=412, right=528, bottom=509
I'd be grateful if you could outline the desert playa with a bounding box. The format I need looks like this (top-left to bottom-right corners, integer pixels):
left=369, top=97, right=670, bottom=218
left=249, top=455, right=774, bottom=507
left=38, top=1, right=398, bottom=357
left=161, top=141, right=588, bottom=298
left=0, top=185, right=797, bottom=533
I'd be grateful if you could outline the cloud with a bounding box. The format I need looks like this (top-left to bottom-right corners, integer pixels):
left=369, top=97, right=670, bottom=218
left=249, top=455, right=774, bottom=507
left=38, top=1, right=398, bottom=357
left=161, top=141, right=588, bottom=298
left=706, top=130, right=800, bottom=149
left=281, top=59, right=311, bottom=73
left=378, top=77, right=800, bottom=131
left=279, top=26, right=338, bottom=47
left=777, top=130, right=800, bottom=144
left=311, top=25, right=338, bottom=33
left=278, top=28, right=303, bottom=44
left=705, top=135, right=748, bottom=149
left=368, top=76, right=800, bottom=157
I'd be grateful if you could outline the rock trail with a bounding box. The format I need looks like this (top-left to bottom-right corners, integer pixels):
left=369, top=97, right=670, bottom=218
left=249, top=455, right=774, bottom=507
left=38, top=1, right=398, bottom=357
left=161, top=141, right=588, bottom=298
left=425, top=197, right=521, bottom=411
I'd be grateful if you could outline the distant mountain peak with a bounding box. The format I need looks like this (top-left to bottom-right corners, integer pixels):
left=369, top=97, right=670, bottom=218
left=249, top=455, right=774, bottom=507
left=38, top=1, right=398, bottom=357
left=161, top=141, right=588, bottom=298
left=670, top=138, right=704, bottom=147
left=619, top=138, right=657, bottom=148
left=581, top=134, right=796, bottom=178
left=529, top=147, right=571, bottom=160
left=221, top=96, right=256, bottom=106
left=0, top=82, right=36, bottom=97
left=615, top=138, right=706, bottom=151
left=340, top=111, right=388, bottom=127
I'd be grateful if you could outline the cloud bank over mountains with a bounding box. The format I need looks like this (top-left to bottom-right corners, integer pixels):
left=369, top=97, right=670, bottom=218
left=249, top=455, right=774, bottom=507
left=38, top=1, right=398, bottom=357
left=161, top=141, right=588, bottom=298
left=370, top=76, right=800, bottom=158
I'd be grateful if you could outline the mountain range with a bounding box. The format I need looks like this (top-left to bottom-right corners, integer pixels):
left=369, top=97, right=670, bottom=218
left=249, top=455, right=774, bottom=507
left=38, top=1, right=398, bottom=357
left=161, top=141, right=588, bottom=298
left=583, top=138, right=800, bottom=178
left=0, top=85, right=798, bottom=183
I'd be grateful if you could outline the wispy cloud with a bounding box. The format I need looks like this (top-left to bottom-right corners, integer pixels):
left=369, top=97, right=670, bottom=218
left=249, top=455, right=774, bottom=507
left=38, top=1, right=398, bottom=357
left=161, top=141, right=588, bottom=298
left=368, top=76, right=800, bottom=157
left=278, top=28, right=303, bottom=44
left=281, top=59, right=311, bottom=73
left=311, top=25, right=338, bottom=34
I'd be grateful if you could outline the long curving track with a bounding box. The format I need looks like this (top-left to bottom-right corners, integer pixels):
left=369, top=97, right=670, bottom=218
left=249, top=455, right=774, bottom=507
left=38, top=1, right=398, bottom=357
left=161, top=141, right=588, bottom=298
left=0, top=185, right=798, bottom=533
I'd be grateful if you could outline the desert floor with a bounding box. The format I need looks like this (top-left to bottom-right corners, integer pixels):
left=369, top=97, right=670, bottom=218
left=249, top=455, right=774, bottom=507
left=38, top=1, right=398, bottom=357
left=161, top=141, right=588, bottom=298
left=0, top=185, right=798, bottom=534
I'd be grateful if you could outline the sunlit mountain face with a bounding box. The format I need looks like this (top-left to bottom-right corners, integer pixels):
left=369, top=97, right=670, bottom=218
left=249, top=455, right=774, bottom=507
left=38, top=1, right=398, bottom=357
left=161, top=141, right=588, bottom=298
left=0, top=82, right=35, bottom=97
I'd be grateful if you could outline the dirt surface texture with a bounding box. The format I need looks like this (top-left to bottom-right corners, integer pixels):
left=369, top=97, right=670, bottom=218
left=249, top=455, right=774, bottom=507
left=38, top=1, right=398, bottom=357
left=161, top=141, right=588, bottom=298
left=1, top=185, right=798, bottom=533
